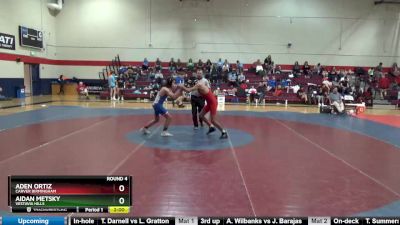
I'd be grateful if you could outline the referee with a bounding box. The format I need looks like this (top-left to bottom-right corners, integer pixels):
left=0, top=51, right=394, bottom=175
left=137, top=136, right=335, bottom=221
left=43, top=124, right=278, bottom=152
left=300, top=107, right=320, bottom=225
left=191, top=69, right=210, bottom=129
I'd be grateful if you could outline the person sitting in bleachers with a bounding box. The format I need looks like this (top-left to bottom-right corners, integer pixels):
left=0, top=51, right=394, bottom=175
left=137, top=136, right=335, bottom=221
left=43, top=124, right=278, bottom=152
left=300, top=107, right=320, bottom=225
left=257, top=82, right=267, bottom=103
left=293, top=61, right=301, bottom=77
left=187, top=58, right=195, bottom=71
left=303, top=61, right=311, bottom=77
left=169, top=58, right=177, bottom=72
left=196, top=59, right=204, bottom=70
left=155, top=70, right=164, bottom=84
left=238, top=71, right=246, bottom=83
left=228, top=69, right=238, bottom=87
left=175, top=58, right=183, bottom=72
left=216, top=58, right=223, bottom=72
left=353, top=85, right=364, bottom=103
left=77, top=82, right=90, bottom=100
left=222, top=59, right=230, bottom=73
left=255, top=59, right=263, bottom=75
left=205, top=59, right=212, bottom=73
left=142, top=58, right=149, bottom=71
left=328, top=66, right=338, bottom=82
left=274, top=64, right=282, bottom=74
left=267, top=76, right=276, bottom=92
left=155, top=58, right=162, bottom=71
left=248, top=86, right=257, bottom=104
left=378, top=73, right=390, bottom=99
left=297, top=86, right=308, bottom=104
left=235, top=60, right=243, bottom=73
left=240, top=80, right=248, bottom=91
left=363, top=87, right=373, bottom=106
left=391, top=63, right=399, bottom=77
left=264, top=55, right=272, bottom=68
left=329, top=87, right=344, bottom=114
left=313, top=63, right=323, bottom=76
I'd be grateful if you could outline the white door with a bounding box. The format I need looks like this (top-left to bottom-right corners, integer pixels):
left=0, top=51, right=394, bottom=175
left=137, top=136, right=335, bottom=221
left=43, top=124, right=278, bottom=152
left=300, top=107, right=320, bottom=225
left=23, top=64, right=32, bottom=97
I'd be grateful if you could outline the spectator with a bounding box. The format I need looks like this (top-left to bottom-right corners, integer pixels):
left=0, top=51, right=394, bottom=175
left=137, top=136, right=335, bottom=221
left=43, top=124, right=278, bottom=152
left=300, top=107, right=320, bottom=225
left=228, top=70, right=237, bottom=87
left=108, top=71, right=117, bottom=100
left=267, top=76, right=277, bottom=92
left=303, top=61, right=311, bottom=76
left=58, top=75, right=67, bottom=95
left=148, top=68, right=156, bottom=81
left=248, top=86, right=257, bottom=104
left=329, top=87, right=344, bottom=114
left=204, top=59, right=211, bottom=73
left=213, top=87, right=222, bottom=96
left=328, top=66, right=338, bottom=82
left=255, top=59, right=263, bottom=74
left=217, top=58, right=223, bottom=72
left=196, top=59, right=204, bottom=70
left=353, top=85, right=364, bottom=103
left=177, top=58, right=183, bottom=71
left=116, top=74, right=126, bottom=100
left=363, top=87, right=373, bottom=106
left=238, top=71, right=246, bottom=83
left=236, top=60, right=244, bottom=73
left=274, top=64, right=282, bottom=74
left=297, top=86, right=308, bottom=104
left=314, top=63, right=322, bottom=75
left=77, top=81, right=90, bottom=100
left=368, top=67, right=374, bottom=77
left=142, top=58, right=149, bottom=71
left=378, top=73, right=390, bottom=99
left=293, top=61, right=301, bottom=77
left=264, top=55, right=272, bottom=67
left=222, top=59, right=230, bottom=72
left=315, top=85, right=325, bottom=106
left=155, top=58, right=162, bottom=71
left=169, top=58, right=177, bottom=72
left=210, top=63, right=218, bottom=84
left=375, top=62, right=383, bottom=72
left=155, top=70, right=164, bottom=84
left=257, top=82, right=267, bottom=103
left=391, top=63, right=399, bottom=77
left=187, top=58, right=194, bottom=71
left=240, top=80, right=248, bottom=90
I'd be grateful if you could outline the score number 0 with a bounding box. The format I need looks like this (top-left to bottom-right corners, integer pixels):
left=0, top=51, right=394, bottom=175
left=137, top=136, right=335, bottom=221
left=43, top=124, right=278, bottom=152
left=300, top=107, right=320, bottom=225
left=118, top=184, right=126, bottom=205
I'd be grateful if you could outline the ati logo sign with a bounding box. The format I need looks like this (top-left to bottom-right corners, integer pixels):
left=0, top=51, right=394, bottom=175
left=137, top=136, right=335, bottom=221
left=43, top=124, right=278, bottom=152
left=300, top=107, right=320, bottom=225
left=0, top=32, right=16, bottom=50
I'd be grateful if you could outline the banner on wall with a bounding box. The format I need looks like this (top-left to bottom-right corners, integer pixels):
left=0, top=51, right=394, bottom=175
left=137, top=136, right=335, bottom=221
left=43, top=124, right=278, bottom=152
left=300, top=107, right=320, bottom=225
left=0, top=32, right=16, bottom=50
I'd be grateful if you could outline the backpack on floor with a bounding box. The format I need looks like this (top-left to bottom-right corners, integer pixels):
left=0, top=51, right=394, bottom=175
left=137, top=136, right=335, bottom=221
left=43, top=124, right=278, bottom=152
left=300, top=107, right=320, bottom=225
left=319, top=105, right=332, bottom=114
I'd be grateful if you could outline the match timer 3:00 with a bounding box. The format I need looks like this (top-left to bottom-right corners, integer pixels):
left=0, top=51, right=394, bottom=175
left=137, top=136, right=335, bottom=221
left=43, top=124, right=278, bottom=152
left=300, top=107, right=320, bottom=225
left=8, top=175, right=132, bottom=213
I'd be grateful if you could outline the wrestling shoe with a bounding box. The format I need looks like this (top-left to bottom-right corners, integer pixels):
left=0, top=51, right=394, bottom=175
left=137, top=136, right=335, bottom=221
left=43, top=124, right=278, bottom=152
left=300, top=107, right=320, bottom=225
left=140, top=128, right=151, bottom=135
left=220, top=131, right=228, bottom=139
left=161, top=131, right=173, bottom=137
left=207, top=126, right=216, bottom=135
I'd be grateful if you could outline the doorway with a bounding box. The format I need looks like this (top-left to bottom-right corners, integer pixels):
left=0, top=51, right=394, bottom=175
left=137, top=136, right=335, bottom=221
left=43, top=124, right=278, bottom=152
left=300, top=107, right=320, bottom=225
left=23, top=63, right=41, bottom=96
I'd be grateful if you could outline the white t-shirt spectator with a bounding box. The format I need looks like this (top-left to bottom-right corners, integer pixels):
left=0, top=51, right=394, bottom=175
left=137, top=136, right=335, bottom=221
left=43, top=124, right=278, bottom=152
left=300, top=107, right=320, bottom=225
left=256, top=65, right=264, bottom=73
left=248, top=87, right=257, bottom=94
left=155, top=72, right=163, bottom=79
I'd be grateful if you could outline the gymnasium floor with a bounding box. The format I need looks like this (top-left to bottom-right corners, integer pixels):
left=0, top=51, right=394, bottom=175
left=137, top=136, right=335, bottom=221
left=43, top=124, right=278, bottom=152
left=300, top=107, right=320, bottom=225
left=0, top=96, right=399, bottom=217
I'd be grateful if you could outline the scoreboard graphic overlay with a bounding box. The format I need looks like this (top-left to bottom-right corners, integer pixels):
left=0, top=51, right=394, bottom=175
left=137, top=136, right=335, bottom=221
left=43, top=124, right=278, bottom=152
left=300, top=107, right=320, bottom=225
left=0, top=217, right=400, bottom=225
left=8, top=176, right=132, bottom=213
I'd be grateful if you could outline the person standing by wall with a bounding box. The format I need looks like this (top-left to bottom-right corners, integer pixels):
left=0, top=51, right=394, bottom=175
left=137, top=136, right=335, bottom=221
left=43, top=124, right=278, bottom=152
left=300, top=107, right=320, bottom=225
left=108, top=71, right=117, bottom=100
left=58, top=75, right=66, bottom=95
left=191, top=69, right=210, bottom=129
